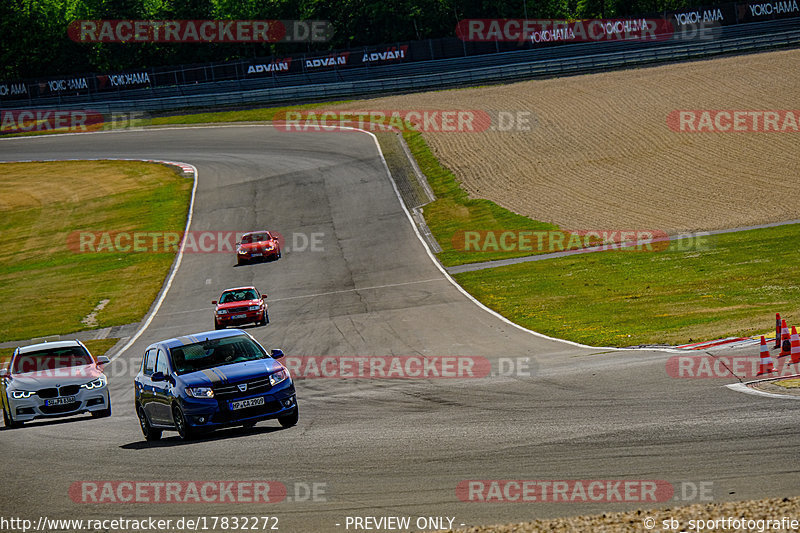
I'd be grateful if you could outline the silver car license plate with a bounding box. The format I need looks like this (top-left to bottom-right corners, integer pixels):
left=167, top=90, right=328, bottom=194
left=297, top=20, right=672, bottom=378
left=230, top=397, right=265, bottom=410
left=45, top=396, right=75, bottom=406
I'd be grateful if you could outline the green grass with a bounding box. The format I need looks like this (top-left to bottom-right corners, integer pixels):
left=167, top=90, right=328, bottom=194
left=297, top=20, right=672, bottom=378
left=454, top=224, right=800, bottom=347
left=149, top=101, right=351, bottom=126
left=0, top=161, right=191, bottom=342
left=0, top=338, right=120, bottom=366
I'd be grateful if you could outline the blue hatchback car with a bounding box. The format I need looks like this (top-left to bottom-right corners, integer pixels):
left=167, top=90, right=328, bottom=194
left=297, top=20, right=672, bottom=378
left=133, top=329, right=297, bottom=441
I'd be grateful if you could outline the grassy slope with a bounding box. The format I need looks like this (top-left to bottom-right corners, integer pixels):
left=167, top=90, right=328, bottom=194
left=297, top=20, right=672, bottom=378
left=454, top=224, right=800, bottom=346
left=0, top=161, right=191, bottom=342
left=404, top=130, right=562, bottom=267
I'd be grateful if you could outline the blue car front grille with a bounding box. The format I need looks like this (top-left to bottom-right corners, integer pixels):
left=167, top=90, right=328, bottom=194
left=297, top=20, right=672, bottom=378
left=213, top=377, right=271, bottom=400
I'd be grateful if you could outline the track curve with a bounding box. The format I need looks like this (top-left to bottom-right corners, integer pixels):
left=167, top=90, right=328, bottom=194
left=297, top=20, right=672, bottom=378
left=0, top=127, right=797, bottom=532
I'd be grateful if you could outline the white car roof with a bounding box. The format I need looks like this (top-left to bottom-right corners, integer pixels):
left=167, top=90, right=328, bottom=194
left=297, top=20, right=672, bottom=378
left=17, top=340, right=85, bottom=355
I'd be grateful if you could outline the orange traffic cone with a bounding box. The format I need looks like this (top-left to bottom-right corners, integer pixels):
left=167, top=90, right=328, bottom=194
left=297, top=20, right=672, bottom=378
left=778, top=319, right=791, bottom=357
left=757, top=336, right=775, bottom=376
left=774, top=313, right=782, bottom=348
left=791, top=326, right=800, bottom=365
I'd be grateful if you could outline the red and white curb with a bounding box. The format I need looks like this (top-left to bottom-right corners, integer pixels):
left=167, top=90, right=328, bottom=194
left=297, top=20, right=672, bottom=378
left=677, top=336, right=767, bottom=351
left=147, top=160, right=194, bottom=175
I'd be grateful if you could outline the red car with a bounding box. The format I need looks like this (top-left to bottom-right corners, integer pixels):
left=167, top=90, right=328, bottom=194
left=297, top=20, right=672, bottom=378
left=213, top=287, right=269, bottom=330
left=236, top=231, right=281, bottom=265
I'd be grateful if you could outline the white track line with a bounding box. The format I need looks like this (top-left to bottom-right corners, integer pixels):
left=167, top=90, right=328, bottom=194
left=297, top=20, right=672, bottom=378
left=110, top=162, right=197, bottom=361
left=726, top=382, right=800, bottom=400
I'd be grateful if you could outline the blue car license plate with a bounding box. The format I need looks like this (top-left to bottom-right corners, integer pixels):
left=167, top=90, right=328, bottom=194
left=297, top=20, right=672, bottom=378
left=230, top=397, right=265, bottom=410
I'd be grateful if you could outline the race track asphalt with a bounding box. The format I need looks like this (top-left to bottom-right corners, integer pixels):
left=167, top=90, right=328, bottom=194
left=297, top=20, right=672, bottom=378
left=0, top=126, right=797, bottom=532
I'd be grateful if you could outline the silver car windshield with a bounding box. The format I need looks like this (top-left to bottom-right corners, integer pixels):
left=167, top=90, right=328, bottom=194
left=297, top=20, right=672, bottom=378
left=170, top=335, right=267, bottom=375
left=12, top=346, right=93, bottom=374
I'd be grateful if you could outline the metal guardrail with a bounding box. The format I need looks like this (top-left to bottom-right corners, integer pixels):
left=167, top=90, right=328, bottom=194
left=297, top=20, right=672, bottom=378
left=11, top=19, right=800, bottom=113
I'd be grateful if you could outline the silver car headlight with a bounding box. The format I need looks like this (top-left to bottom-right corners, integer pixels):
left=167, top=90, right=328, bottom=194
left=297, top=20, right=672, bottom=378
left=186, top=387, right=215, bottom=398
left=11, top=390, right=35, bottom=399
left=269, top=369, right=289, bottom=387
left=81, top=376, right=107, bottom=390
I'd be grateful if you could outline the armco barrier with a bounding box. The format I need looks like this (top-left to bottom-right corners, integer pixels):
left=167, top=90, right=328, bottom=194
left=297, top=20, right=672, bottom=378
left=2, top=19, right=799, bottom=113
left=2, top=2, right=797, bottom=102
left=11, top=18, right=794, bottom=104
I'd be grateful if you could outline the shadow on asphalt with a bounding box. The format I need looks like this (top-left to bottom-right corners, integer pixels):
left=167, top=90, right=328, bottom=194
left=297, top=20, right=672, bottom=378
left=2, top=413, right=98, bottom=430
left=232, top=257, right=280, bottom=268
left=118, top=424, right=287, bottom=449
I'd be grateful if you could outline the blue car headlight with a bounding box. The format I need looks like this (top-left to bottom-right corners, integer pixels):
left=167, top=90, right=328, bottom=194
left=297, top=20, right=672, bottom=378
left=186, top=387, right=215, bottom=398
left=269, top=369, right=289, bottom=387
left=10, top=390, right=34, bottom=399
left=81, top=376, right=107, bottom=390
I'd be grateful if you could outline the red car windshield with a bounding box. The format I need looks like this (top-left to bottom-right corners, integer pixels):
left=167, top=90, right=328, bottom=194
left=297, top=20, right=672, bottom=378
left=12, top=346, right=94, bottom=374
left=241, top=233, right=270, bottom=244
left=220, top=289, right=258, bottom=303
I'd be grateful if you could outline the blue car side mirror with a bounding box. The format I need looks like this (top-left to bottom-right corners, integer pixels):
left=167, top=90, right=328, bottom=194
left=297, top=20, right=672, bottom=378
left=270, top=349, right=284, bottom=359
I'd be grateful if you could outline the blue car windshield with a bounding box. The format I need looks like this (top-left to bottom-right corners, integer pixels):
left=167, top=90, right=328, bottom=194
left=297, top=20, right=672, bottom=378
left=170, top=335, right=267, bottom=375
